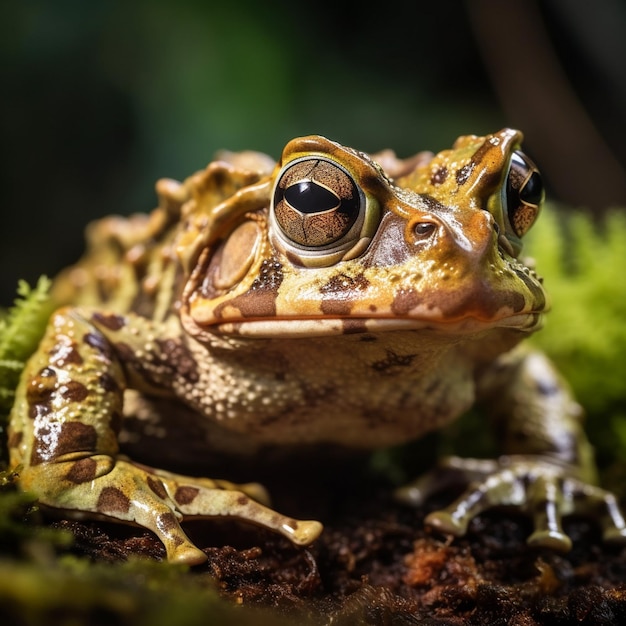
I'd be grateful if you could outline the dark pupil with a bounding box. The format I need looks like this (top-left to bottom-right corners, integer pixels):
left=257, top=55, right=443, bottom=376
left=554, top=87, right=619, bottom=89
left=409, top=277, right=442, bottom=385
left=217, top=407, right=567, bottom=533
left=520, top=171, right=543, bottom=206
left=284, top=181, right=339, bottom=214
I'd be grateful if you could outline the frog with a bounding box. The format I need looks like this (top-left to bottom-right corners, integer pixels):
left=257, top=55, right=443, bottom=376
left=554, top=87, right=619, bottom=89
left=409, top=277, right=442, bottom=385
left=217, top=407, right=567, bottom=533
left=8, top=128, right=626, bottom=565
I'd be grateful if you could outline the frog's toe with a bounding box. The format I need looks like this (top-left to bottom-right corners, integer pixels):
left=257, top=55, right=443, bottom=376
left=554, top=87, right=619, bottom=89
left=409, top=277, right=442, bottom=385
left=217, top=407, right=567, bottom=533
left=170, top=482, right=323, bottom=546
left=167, top=542, right=209, bottom=566
left=287, top=519, right=324, bottom=545
left=575, top=486, right=626, bottom=545
left=401, top=455, right=626, bottom=551
left=422, top=464, right=524, bottom=538
left=524, top=473, right=572, bottom=551
left=423, top=510, right=468, bottom=537
left=394, top=456, right=501, bottom=507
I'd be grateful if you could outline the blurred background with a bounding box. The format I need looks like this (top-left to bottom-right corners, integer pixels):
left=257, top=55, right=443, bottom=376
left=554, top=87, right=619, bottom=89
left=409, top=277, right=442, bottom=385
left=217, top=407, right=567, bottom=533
left=1, top=0, right=625, bottom=304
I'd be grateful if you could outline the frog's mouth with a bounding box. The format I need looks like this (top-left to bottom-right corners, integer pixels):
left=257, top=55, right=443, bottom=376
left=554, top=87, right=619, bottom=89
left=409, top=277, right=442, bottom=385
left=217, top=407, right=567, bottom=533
left=207, top=312, right=543, bottom=338
left=181, top=295, right=545, bottom=339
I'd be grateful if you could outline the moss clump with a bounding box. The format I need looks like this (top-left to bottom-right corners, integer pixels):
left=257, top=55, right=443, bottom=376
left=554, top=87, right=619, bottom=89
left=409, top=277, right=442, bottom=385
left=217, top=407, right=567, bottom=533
left=527, top=208, right=626, bottom=412
left=526, top=207, right=626, bottom=468
left=0, top=553, right=299, bottom=626
left=0, top=277, right=54, bottom=431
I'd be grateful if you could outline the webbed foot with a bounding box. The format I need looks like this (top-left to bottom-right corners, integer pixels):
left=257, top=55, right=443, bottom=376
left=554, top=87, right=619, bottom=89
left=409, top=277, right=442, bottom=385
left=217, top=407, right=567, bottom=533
left=395, top=455, right=626, bottom=550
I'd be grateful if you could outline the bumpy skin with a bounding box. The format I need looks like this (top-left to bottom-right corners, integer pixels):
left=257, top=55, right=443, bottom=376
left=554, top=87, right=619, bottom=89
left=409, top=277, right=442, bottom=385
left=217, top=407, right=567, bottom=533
left=8, top=129, right=626, bottom=564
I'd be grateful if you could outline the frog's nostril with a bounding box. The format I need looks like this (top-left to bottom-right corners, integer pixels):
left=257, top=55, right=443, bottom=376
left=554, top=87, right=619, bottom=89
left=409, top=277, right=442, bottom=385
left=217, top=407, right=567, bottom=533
left=413, top=222, right=437, bottom=238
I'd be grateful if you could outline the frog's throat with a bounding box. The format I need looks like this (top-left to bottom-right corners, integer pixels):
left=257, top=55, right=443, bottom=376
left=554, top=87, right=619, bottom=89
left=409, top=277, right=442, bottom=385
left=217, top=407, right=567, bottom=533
left=204, top=313, right=543, bottom=338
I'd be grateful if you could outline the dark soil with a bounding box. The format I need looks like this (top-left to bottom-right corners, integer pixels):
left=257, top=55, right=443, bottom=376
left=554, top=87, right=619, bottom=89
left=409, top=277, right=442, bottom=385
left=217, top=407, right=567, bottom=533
left=48, top=474, right=626, bottom=625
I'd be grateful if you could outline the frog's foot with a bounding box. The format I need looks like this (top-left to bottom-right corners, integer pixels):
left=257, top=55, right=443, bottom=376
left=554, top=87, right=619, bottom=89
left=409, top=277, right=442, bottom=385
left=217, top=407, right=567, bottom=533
left=21, top=458, right=323, bottom=565
left=395, top=455, right=626, bottom=551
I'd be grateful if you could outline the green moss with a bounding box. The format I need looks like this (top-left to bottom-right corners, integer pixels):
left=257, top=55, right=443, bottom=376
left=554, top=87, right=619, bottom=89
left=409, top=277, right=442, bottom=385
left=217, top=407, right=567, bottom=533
left=0, top=277, right=54, bottom=422
left=526, top=207, right=626, bottom=467
left=0, top=553, right=298, bottom=626
left=527, top=208, right=626, bottom=412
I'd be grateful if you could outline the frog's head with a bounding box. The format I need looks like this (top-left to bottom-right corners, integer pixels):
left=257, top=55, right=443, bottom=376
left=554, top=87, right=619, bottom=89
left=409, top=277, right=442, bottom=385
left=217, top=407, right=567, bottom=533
left=180, top=129, right=547, bottom=339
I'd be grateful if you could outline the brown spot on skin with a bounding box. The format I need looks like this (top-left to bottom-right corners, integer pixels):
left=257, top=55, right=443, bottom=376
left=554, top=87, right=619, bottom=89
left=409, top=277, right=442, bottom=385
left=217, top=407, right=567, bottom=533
left=49, top=342, right=83, bottom=367
left=110, top=411, right=123, bottom=435
left=456, top=163, right=473, bottom=186
left=113, top=341, right=136, bottom=364
left=418, top=194, right=448, bottom=214
left=147, top=476, right=168, bottom=500
left=320, top=272, right=370, bottom=295
left=509, top=290, right=527, bottom=314
left=60, top=380, right=89, bottom=402
left=7, top=429, right=23, bottom=450
left=92, top=312, right=127, bottom=331
left=360, top=334, right=377, bottom=342
left=320, top=273, right=370, bottom=316
left=97, top=486, right=131, bottom=514
left=320, top=299, right=352, bottom=316
left=84, top=332, right=114, bottom=361
left=251, top=259, right=284, bottom=291
left=28, top=403, right=51, bottom=420
left=237, top=495, right=249, bottom=506
left=372, top=349, right=417, bottom=374
left=114, top=342, right=164, bottom=388
left=213, top=258, right=284, bottom=320
left=342, top=319, right=368, bottom=334
left=59, top=422, right=98, bottom=453
left=30, top=422, right=98, bottom=465
left=157, top=513, right=184, bottom=546
left=26, top=375, right=56, bottom=405
left=391, top=288, right=421, bottom=315
left=99, top=373, right=120, bottom=393
left=430, top=165, right=448, bottom=185
left=65, top=457, right=98, bottom=483
left=156, top=339, right=200, bottom=383
left=175, top=486, right=200, bottom=505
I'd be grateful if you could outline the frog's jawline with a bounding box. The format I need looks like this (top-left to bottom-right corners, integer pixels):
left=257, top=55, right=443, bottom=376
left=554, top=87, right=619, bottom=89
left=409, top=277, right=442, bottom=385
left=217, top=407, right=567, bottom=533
left=212, top=313, right=542, bottom=338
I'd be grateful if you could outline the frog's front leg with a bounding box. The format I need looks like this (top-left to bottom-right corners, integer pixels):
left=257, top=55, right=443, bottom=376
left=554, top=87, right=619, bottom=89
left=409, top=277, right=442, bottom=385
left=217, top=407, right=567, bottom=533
left=397, top=347, right=626, bottom=550
left=8, top=307, right=322, bottom=564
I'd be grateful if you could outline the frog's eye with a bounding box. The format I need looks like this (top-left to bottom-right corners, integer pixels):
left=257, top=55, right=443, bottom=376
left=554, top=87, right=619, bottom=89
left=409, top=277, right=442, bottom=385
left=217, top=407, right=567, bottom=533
left=272, top=157, right=362, bottom=247
left=270, top=156, right=378, bottom=267
left=504, top=150, right=544, bottom=238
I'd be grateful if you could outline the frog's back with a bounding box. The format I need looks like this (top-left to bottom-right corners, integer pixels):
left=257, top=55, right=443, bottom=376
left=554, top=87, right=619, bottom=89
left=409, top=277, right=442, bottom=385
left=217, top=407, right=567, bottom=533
left=51, top=151, right=276, bottom=322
